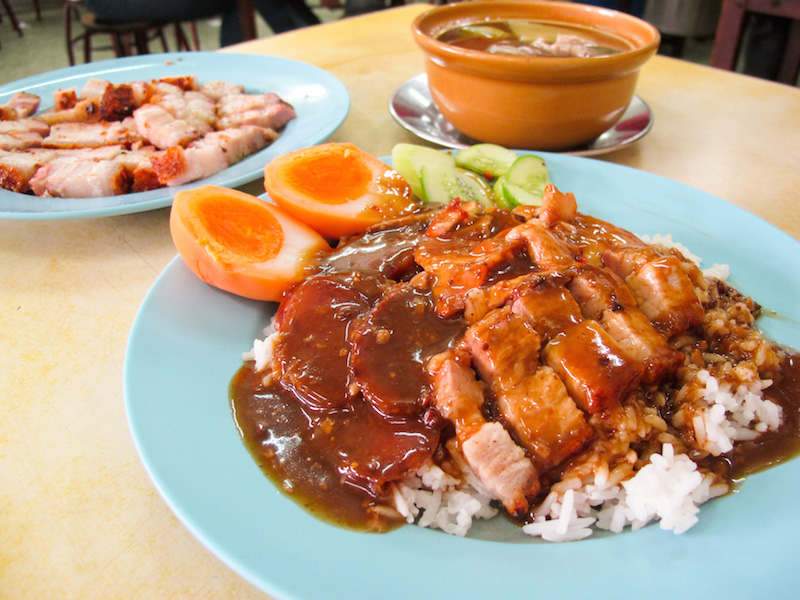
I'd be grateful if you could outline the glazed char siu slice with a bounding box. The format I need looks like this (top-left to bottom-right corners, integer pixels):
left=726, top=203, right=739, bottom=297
left=429, top=349, right=539, bottom=514
left=274, top=273, right=387, bottom=411
left=569, top=264, right=684, bottom=384
left=349, top=282, right=465, bottom=417
left=462, top=270, right=563, bottom=324
left=510, top=276, right=583, bottom=339
left=511, top=279, right=643, bottom=413
left=602, top=245, right=704, bottom=338
left=462, top=307, right=593, bottom=471
left=540, top=320, right=643, bottom=413
left=506, top=220, right=576, bottom=270
left=548, top=213, right=644, bottom=267
left=511, top=183, right=577, bottom=228
left=416, top=202, right=526, bottom=317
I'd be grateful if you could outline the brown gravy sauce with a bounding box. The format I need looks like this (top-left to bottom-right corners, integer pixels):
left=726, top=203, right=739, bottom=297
left=229, top=209, right=800, bottom=533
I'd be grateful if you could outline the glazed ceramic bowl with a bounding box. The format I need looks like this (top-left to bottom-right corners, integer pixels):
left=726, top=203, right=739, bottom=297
left=411, top=1, right=660, bottom=150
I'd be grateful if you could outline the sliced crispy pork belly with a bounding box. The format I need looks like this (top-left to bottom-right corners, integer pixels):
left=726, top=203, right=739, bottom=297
left=29, top=158, right=129, bottom=197
left=0, top=92, right=41, bottom=120
left=149, top=144, right=227, bottom=186
left=36, top=97, right=102, bottom=125
left=569, top=264, right=684, bottom=384
left=0, top=149, right=57, bottom=192
left=41, top=118, right=141, bottom=149
left=114, top=146, right=161, bottom=192
left=156, top=75, right=198, bottom=92
left=602, top=245, right=704, bottom=338
left=0, top=118, right=49, bottom=152
left=99, top=84, right=139, bottom=121
left=192, top=125, right=276, bottom=164
left=430, top=349, right=540, bottom=514
left=52, top=145, right=124, bottom=161
left=462, top=307, right=593, bottom=471
left=133, top=103, right=202, bottom=149
left=217, top=93, right=297, bottom=131
left=53, top=87, right=78, bottom=111
left=152, top=89, right=216, bottom=134
left=199, top=79, right=245, bottom=101
left=0, top=118, right=50, bottom=137
left=79, top=78, right=111, bottom=99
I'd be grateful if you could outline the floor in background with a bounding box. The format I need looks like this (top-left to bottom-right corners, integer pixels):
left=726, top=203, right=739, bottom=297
left=0, top=2, right=343, bottom=86
left=1, top=2, right=792, bottom=89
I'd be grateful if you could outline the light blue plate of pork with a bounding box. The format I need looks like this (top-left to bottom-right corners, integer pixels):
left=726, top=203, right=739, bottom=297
left=0, top=52, right=349, bottom=220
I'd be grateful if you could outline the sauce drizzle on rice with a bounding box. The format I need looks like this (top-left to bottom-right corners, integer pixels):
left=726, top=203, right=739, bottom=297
left=232, top=188, right=800, bottom=541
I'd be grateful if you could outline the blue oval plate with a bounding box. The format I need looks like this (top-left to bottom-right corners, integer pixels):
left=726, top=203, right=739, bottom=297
left=125, top=153, right=800, bottom=600
left=0, top=52, right=349, bottom=220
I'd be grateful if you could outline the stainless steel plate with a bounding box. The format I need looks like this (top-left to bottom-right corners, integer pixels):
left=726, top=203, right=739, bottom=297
left=389, top=74, right=653, bottom=157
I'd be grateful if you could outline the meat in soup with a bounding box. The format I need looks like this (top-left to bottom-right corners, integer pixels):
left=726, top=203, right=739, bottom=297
left=437, top=19, right=631, bottom=58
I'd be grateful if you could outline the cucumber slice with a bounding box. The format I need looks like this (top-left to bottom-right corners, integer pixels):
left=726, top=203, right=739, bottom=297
left=492, top=174, right=512, bottom=209
left=455, top=143, right=518, bottom=180
left=503, top=154, right=550, bottom=206
left=391, top=143, right=455, bottom=200
left=421, top=164, right=495, bottom=206
left=501, top=181, right=544, bottom=208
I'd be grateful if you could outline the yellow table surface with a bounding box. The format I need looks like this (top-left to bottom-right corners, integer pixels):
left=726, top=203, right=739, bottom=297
left=2, top=4, right=799, bottom=599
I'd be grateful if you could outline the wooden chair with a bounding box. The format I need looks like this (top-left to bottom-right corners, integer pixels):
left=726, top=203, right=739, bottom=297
left=63, top=0, right=200, bottom=66
left=1, top=0, right=24, bottom=37
left=711, top=0, right=800, bottom=84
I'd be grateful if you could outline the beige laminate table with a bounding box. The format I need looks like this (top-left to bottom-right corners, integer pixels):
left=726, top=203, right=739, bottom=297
left=2, top=4, right=799, bottom=599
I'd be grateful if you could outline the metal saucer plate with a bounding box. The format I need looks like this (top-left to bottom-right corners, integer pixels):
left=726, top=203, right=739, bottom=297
left=389, top=74, right=653, bottom=157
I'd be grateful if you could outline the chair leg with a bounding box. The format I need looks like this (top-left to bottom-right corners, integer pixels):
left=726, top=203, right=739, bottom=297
left=0, top=0, right=24, bottom=36
left=111, top=32, right=126, bottom=57
left=777, top=18, right=800, bottom=84
left=155, top=26, right=169, bottom=52
left=711, top=0, right=747, bottom=71
left=65, top=1, right=77, bottom=66
left=134, top=29, right=150, bottom=55
left=174, top=22, right=189, bottom=51
left=189, top=21, right=200, bottom=50
left=84, top=30, right=93, bottom=63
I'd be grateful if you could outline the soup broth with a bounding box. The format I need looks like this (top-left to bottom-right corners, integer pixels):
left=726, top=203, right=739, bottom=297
left=437, top=19, right=631, bottom=57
